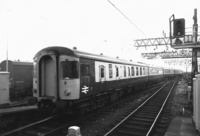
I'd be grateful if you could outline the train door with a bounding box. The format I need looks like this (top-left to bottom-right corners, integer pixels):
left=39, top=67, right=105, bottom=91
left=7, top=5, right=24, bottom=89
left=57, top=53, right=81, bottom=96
left=80, top=63, right=90, bottom=95
left=39, top=55, right=56, bottom=98
left=0, top=72, right=10, bottom=104
left=128, top=66, right=131, bottom=85
left=59, top=56, right=80, bottom=100
left=115, top=65, right=119, bottom=80
left=99, top=65, right=106, bottom=91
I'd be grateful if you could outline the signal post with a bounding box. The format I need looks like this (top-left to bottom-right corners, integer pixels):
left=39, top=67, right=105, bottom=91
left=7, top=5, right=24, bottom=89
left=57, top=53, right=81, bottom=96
left=169, top=9, right=200, bottom=105
left=192, top=9, right=199, bottom=80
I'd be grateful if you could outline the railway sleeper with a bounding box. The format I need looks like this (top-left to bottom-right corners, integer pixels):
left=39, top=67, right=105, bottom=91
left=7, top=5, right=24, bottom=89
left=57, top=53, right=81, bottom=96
left=136, top=112, right=157, bottom=116
left=135, top=114, right=156, bottom=119
left=122, top=124, right=151, bottom=131
left=117, top=128, right=147, bottom=136
left=23, top=130, right=43, bottom=136
left=130, top=117, right=154, bottom=122
left=127, top=119, right=152, bottom=126
left=28, top=127, right=49, bottom=134
left=139, top=109, right=159, bottom=113
left=38, top=126, right=54, bottom=131
left=124, top=123, right=151, bottom=131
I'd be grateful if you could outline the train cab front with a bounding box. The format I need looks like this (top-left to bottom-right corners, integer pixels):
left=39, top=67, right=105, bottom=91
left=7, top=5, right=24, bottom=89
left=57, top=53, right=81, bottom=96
left=32, top=47, right=80, bottom=111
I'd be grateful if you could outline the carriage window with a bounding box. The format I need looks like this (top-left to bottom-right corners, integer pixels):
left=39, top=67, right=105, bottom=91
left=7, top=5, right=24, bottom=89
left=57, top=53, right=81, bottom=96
left=150, top=68, right=153, bottom=75
left=116, top=66, right=119, bottom=77
left=124, top=66, right=126, bottom=77
left=131, top=67, right=135, bottom=76
left=140, top=67, right=142, bottom=75
left=100, top=65, right=105, bottom=78
left=81, top=64, right=90, bottom=76
left=143, top=68, right=145, bottom=75
left=109, top=64, right=113, bottom=78
left=61, top=60, right=79, bottom=79
left=128, top=67, right=130, bottom=76
left=136, top=67, right=139, bottom=76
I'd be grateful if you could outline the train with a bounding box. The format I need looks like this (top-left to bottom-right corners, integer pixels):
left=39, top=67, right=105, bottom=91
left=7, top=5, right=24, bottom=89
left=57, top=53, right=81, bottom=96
left=0, top=60, right=33, bottom=101
left=32, top=46, right=183, bottom=113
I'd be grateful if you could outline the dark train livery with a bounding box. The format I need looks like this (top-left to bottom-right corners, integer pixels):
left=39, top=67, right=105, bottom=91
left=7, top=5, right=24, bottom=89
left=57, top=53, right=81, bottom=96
left=0, top=60, right=33, bottom=100
left=32, top=46, right=182, bottom=113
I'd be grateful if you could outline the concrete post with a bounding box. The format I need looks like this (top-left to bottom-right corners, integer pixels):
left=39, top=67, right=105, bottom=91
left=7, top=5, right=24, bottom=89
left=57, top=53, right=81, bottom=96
left=67, top=126, right=81, bottom=136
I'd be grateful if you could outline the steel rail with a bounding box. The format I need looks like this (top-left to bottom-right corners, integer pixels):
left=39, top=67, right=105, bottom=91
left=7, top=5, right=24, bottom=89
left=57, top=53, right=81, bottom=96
left=1, top=116, right=54, bottom=136
left=146, top=82, right=176, bottom=136
left=104, top=82, right=170, bottom=136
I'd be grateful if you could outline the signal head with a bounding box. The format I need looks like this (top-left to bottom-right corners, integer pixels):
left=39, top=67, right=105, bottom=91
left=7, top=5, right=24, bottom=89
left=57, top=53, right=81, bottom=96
left=173, top=19, right=185, bottom=37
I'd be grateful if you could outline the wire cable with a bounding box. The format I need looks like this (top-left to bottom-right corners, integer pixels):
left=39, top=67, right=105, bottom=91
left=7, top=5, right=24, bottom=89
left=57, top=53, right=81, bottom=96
left=108, top=0, right=147, bottom=38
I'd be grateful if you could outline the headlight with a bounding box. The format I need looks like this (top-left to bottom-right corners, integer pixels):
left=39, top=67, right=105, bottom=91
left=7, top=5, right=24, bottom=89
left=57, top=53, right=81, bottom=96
left=65, top=89, right=71, bottom=96
left=32, top=88, right=37, bottom=94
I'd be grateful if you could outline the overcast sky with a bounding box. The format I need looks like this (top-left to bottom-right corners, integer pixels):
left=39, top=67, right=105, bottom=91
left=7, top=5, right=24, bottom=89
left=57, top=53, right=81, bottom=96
left=0, top=0, right=199, bottom=62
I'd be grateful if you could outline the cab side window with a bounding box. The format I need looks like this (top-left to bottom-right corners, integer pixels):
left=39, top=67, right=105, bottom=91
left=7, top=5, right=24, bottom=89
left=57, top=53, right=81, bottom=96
left=81, top=64, right=90, bottom=76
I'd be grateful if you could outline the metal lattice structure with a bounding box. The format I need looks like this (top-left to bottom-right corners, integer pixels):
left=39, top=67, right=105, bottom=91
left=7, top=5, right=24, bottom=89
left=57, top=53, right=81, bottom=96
left=134, top=37, right=170, bottom=48
left=141, top=49, right=199, bottom=59
left=134, top=36, right=200, bottom=49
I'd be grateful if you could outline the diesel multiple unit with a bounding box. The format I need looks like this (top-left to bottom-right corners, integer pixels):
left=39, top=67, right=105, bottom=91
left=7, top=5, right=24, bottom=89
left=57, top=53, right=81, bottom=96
left=32, top=46, right=182, bottom=113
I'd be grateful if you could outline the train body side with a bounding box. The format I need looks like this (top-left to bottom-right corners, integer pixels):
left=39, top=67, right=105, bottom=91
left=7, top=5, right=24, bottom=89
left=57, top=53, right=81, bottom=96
left=0, top=60, right=33, bottom=100
left=33, top=47, right=150, bottom=102
left=78, top=58, right=149, bottom=99
left=147, top=66, right=164, bottom=84
left=32, top=46, right=182, bottom=111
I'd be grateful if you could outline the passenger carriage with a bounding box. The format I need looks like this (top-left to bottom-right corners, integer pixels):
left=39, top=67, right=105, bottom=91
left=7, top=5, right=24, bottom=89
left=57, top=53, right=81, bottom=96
left=32, top=46, right=182, bottom=112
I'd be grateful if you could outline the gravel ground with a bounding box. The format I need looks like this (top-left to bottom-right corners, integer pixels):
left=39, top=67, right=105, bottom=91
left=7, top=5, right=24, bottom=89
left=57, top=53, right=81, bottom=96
left=76, top=80, right=192, bottom=136
left=171, top=80, right=192, bottom=117
left=79, top=94, right=151, bottom=136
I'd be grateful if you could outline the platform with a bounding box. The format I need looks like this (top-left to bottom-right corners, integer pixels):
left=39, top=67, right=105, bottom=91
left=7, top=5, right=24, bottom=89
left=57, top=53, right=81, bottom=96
left=0, top=105, right=37, bottom=115
left=164, top=116, right=199, bottom=136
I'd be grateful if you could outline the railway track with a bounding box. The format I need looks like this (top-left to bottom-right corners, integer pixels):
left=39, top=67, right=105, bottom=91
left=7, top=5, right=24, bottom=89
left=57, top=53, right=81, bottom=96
left=104, top=81, right=176, bottom=136
left=0, top=81, right=174, bottom=136
left=0, top=114, right=78, bottom=136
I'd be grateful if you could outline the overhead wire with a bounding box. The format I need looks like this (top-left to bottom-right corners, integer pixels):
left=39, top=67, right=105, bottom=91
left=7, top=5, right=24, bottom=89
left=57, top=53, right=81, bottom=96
left=108, top=0, right=148, bottom=38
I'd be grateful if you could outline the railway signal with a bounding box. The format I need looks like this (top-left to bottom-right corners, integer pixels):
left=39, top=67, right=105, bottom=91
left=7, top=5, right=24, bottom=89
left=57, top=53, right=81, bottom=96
left=173, top=19, right=185, bottom=37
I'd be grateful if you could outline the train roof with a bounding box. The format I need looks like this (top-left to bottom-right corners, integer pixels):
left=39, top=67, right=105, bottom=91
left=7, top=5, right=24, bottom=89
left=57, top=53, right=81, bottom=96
left=37, top=46, right=147, bottom=66
left=1, top=60, right=33, bottom=66
left=37, top=46, right=181, bottom=70
left=74, top=49, right=147, bottom=66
